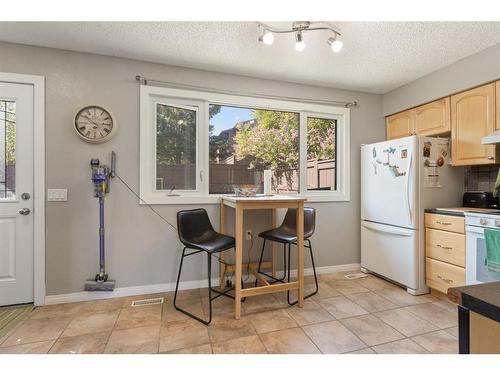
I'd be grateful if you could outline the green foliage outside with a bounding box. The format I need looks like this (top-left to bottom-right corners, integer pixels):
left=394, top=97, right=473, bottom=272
left=1, top=101, right=16, bottom=165
left=235, top=110, right=335, bottom=189
left=156, top=104, right=221, bottom=164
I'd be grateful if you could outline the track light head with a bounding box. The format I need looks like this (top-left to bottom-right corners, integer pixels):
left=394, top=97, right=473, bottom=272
left=327, top=36, right=343, bottom=53
left=295, top=31, right=306, bottom=52
left=259, top=29, right=274, bottom=45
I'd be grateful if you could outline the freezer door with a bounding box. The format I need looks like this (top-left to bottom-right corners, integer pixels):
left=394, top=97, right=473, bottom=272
left=361, top=136, right=418, bottom=229
left=361, top=221, right=419, bottom=289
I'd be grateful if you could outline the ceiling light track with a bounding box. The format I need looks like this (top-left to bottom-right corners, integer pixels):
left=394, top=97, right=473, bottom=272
left=257, top=22, right=343, bottom=53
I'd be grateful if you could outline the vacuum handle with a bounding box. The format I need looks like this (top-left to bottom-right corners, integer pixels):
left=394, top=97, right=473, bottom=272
left=110, top=151, right=116, bottom=178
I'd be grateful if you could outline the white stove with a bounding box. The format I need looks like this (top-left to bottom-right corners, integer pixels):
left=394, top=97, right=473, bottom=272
left=466, top=211, right=500, bottom=229
left=464, top=211, right=500, bottom=285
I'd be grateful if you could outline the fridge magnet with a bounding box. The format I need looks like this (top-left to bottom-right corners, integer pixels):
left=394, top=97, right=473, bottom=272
left=372, top=147, right=377, bottom=158
left=401, top=149, right=407, bottom=159
left=389, top=165, right=406, bottom=177
left=423, top=141, right=432, bottom=158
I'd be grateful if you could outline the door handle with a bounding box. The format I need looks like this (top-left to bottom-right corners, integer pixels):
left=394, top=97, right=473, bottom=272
left=19, top=208, right=31, bottom=215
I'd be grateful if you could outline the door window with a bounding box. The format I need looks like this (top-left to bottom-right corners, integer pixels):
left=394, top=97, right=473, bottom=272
left=0, top=100, right=15, bottom=200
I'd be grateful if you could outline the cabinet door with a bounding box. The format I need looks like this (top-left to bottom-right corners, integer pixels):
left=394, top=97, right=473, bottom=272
left=451, top=83, right=496, bottom=166
left=496, top=80, right=500, bottom=130
left=386, top=110, right=414, bottom=140
left=414, top=97, right=451, bottom=136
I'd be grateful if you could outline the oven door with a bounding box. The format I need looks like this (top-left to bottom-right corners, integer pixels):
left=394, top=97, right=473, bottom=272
left=466, top=225, right=500, bottom=284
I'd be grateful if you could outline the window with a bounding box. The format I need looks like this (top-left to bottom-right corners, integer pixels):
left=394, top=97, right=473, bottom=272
left=307, top=116, right=336, bottom=191
left=156, top=103, right=197, bottom=191
left=209, top=105, right=299, bottom=194
left=0, top=100, right=16, bottom=200
left=140, top=86, right=350, bottom=204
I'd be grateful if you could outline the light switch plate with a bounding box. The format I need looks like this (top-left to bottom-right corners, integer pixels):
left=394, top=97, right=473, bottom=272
left=47, top=189, right=68, bottom=202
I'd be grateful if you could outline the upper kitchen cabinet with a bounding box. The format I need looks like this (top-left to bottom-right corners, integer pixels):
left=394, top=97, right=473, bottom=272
left=414, top=97, right=451, bottom=136
left=451, top=82, right=497, bottom=166
left=386, top=98, right=451, bottom=140
left=497, top=80, right=500, bottom=130
left=386, top=110, right=414, bottom=140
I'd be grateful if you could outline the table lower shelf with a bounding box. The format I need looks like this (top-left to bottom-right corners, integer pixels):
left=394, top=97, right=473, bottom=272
left=240, top=281, right=299, bottom=298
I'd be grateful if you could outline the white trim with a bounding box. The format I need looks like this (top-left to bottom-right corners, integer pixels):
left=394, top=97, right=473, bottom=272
left=140, top=85, right=351, bottom=205
left=0, top=72, right=45, bottom=306
left=44, top=263, right=361, bottom=305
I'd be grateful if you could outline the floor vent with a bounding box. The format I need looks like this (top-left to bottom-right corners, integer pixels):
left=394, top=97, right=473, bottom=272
left=130, top=297, right=164, bottom=307
left=344, top=272, right=369, bottom=280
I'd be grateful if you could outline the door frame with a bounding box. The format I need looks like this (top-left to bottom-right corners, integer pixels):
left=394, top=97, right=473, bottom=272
left=0, top=72, right=45, bottom=306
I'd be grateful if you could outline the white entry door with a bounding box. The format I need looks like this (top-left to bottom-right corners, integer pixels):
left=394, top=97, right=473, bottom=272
left=0, top=82, right=34, bottom=306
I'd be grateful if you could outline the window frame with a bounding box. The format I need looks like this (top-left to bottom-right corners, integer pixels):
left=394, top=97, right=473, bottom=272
left=140, top=85, right=350, bottom=204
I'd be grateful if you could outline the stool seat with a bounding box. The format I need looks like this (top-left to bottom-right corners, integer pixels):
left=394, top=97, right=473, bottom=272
left=182, top=232, right=235, bottom=253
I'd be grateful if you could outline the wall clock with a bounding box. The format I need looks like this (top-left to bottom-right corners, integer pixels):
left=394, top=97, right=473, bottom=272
left=74, top=105, right=117, bottom=143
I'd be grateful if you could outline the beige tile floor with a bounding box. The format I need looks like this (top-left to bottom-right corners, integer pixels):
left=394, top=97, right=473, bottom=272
left=0, top=272, right=459, bottom=354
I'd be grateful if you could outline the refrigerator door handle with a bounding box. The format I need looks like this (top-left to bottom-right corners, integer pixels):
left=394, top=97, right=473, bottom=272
left=362, top=221, right=414, bottom=237
left=405, top=151, right=413, bottom=225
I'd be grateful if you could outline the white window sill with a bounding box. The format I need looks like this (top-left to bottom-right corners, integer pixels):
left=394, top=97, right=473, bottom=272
left=139, top=193, right=350, bottom=205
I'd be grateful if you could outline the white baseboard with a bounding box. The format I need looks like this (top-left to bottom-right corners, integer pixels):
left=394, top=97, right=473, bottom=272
left=44, top=263, right=360, bottom=305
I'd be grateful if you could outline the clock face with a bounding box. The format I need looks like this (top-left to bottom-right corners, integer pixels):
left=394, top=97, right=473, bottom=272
left=74, top=105, right=117, bottom=143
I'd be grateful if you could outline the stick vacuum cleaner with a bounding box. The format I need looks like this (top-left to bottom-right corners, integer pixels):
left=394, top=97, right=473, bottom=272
left=84, top=152, right=116, bottom=291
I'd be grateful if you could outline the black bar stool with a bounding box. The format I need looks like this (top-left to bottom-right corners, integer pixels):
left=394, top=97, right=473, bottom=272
left=255, top=207, right=318, bottom=305
left=174, top=208, right=239, bottom=325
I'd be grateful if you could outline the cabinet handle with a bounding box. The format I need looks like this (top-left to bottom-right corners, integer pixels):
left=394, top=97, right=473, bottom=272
left=436, top=221, right=452, bottom=226
left=488, top=156, right=494, bottom=160
left=437, top=244, right=453, bottom=251
left=437, top=275, right=453, bottom=284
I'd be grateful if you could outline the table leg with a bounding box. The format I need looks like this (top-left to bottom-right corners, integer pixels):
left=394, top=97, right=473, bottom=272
left=296, top=202, right=304, bottom=307
left=219, top=201, right=227, bottom=289
left=234, top=205, right=243, bottom=319
left=271, top=208, right=278, bottom=278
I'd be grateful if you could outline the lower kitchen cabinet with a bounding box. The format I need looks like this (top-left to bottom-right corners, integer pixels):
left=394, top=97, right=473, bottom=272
left=425, top=213, right=466, bottom=295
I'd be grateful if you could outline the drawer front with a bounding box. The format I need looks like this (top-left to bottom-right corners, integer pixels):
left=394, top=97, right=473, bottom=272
left=426, top=258, right=465, bottom=294
left=425, top=228, right=466, bottom=267
left=425, top=213, right=465, bottom=234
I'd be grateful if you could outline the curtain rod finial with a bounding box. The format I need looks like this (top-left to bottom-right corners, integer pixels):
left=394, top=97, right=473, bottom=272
left=136, top=75, right=147, bottom=85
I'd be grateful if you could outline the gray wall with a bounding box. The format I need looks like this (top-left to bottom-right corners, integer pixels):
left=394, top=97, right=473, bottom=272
left=0, top=42, right=385, bottom=296
left=383, top=43, right=500, bottom=116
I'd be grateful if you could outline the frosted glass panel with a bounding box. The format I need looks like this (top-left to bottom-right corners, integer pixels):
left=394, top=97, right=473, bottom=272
left=0, top=100, right=16, bottom=200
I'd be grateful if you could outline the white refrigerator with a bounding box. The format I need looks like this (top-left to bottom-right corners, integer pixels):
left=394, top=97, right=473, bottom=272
left=361, top=136, right=463, bottom=295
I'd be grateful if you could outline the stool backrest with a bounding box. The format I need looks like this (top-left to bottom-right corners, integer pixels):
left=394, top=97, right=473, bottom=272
left=177, top=208, right=215, bottom=245
left=281, top=207, right=316, bottom=239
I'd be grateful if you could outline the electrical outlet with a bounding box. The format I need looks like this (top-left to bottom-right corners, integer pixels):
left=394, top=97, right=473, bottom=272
left=245, top=229, right=252, bottom=240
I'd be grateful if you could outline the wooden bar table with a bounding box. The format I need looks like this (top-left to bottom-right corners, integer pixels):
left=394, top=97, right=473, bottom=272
left=219, top=195, right=307, bottom=319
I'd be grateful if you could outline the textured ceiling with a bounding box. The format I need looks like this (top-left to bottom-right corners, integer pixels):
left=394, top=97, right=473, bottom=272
left=0, top=22, right=499, bottom=93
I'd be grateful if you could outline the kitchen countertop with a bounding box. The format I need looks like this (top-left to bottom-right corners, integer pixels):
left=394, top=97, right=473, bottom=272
left=448, top=282, right=500, bottom=323
left=425, top=207, right=500, bottom=217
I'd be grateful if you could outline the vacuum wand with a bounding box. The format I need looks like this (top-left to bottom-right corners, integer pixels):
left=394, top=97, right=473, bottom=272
left=84, top=152, right=116, bottom=292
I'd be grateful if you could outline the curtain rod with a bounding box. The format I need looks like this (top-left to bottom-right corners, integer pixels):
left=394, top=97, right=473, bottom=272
left=135, top=75, right=357, bottom=108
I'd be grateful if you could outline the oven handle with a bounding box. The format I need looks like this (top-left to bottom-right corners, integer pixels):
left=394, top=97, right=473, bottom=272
left=465, top=225, right=485, bottom=235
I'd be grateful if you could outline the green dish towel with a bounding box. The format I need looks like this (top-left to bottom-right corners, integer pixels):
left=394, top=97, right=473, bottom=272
left=493, top=168, right=500, bottom=197
left=484, top=228, right=500, bottom=273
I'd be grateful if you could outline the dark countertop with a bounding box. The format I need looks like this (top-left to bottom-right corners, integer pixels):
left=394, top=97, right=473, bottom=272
left=425, top=208, right=465, bottom=217
left=448, top=282, right=500, bottom=323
